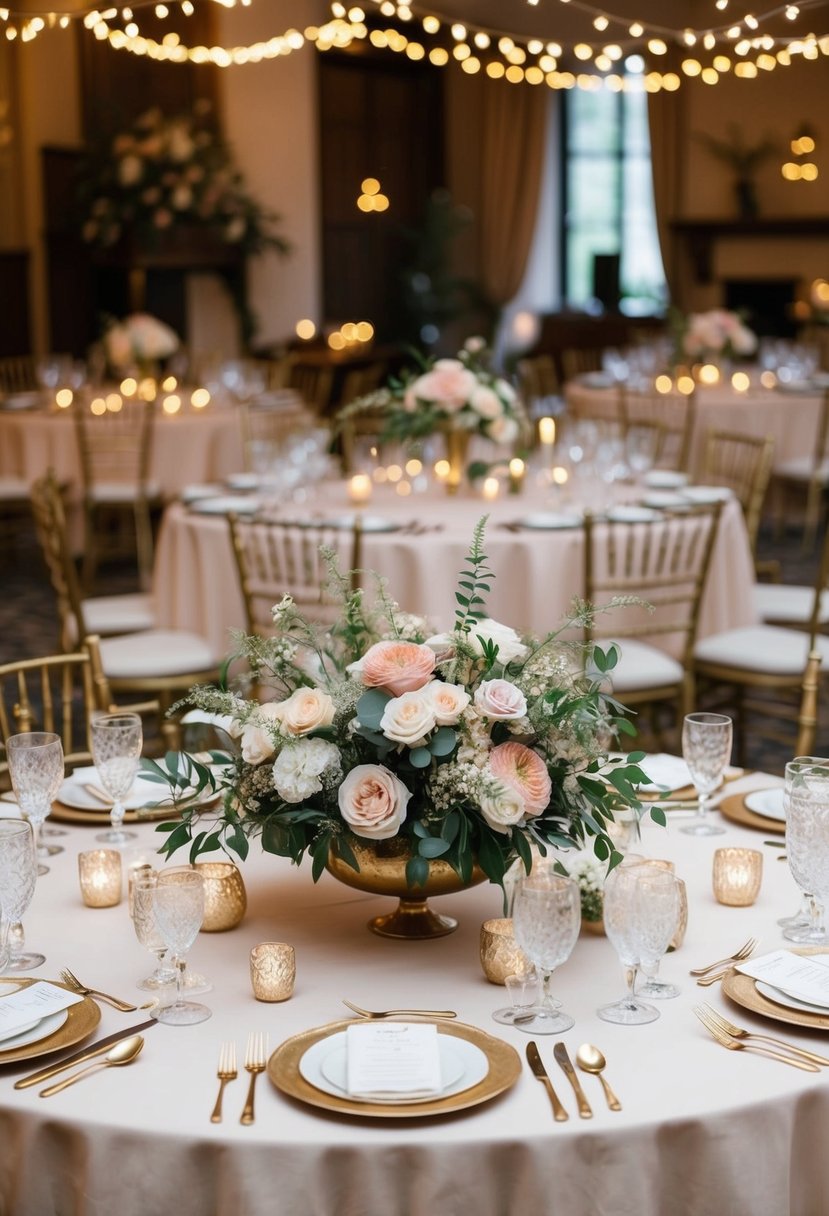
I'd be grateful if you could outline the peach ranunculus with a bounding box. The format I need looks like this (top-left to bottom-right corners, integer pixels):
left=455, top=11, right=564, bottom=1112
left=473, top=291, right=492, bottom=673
left=410, top=359, right=478, bottom=413
left=338, top=764, right=411, bottom=840
left=380, top=690, right=437, bottom=748
left=489, top=741, right=552, bottom=814
left=424, top=679, right=470, bottom=726
left=474, top=679, right=527, bottom=721
left=359, top=640, right=436, bottom=697
left=273, top=687, right=335, bottom=736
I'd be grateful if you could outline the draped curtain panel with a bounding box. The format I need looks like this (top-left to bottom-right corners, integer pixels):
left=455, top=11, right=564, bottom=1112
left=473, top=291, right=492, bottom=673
left=647, top=53, right=687, bottom=307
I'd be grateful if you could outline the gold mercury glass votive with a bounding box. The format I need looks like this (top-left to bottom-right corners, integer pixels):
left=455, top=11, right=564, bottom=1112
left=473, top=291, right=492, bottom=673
left=479, top=918, right=531, bottom=985
left=78, top=849, right=123, bottom=908
left=713, top=847, right=763, bottom=907
left=196, top=861, right=247, bottom=931
left=250, top=942, right=296, bottom=1002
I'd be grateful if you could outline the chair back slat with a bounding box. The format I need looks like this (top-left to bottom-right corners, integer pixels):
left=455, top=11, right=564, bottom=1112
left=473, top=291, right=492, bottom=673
left=30, top=472, right=90, bottom=650
left=620, top=385, right=696, bottom=472
left=699, top=429, right=774, bottom=558
left=239, top=394, right=314, bottom=473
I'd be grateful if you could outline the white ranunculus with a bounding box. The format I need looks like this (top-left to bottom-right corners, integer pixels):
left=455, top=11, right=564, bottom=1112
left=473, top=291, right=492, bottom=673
left=469, top=384, right=503, bottom=420
left=468, top=618, right=528, bottom=664
left=240, top=725, right=276, bottom=765
left=479, top=782, right=526, bottom=834
left=272, top=738, right=340, bottom=804
left=474, top=679, right=528, bottom=720
left=424, top=679, right=470, bottom=726
left=380, top=690, right=437, bottom=748
left=486, top=415, right=519, bottom=445
left=338, top=764, right=411, bottom=839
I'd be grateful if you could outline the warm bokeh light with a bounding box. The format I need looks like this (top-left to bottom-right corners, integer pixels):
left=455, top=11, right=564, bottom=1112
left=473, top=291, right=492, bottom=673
left=731, top=372, right=751, bottom=393
left=191, top=388, right=211, bottom=409
left=105, top=392, right=123, bottom=412
left=296, top=318, right=316, bottom=340
left=538, top=416, right=556, bottom=444
left=162, top=376, right=177, bottom=392
left=553, top=466, right=569, bottom=485
left=120, top=377, right=137, bottom=396
left=677, top=375, right=695, bottom=396
left=698, top=363, right=720, bottom=386
left=482, top=476, right=500, bottom=501
left=90, top=397, right=107, bottom=416
left=434, top=459, right=451, bottom=480
left=162, top=394, right=182, bottom=414
left=405, top=458, right=423, bottom=476
left=55, top=388, right=73, bottom=408
left=760, top=370, right=777, bottom=388
left=655, top=374, right=673, bottom=394
left=386, top=463, right=403, bottom=483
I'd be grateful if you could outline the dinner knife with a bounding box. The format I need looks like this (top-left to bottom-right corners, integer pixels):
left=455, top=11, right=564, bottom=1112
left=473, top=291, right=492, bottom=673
left=13, top=1018, right=159, bottom=1090
left=525, top=1041, right=568, bottom=1122
left=552, top=1042, right=593, bottom=1119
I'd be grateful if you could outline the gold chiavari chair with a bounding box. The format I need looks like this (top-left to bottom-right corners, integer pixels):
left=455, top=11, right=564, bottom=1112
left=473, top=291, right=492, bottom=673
left=285, top=358, right=336, bottom=415
left=770, top=387, right=829, bottom=551
left=620, top=383, right=696, bottom=473
left=697, top=429, right=775, bottom=567
left=0, top=356, right=38, bottom=396
left=239, top=395, right=315, bottom=474
left=560, top=347, right=604, bottom=381
left=228, top=514, right=362, bottom=636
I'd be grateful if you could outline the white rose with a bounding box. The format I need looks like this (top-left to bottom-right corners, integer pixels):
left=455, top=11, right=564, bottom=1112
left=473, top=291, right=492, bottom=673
left=272, top=738, right=340, bottom=804
left=495, top=377, right=517, bottom=403
left=241, top=725, right=275, bottom=765
left=469, top=618, right=528, bottom=664
left=469, top=384, right=503, bottom=420
left=474, top=679, right=528, bottom=720
left=480, top=783, right=526, bottom=834
left=338, top=764, right=411, bottom=839
left=425, top=679, right=470, bottom=726
left=732, top=324, right=757, bottom=355
left=273, top=687, right=335, bottom=736
left=380, top=690, right=437, bottom=748
left=424, top=633, right=457, bottom=661
left=486, top=415, right=519, bottom=445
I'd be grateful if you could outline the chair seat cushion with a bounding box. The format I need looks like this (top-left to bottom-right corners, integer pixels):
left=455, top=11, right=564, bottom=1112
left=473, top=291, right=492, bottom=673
left=600, top=639, right=684, bottom=692
left=69, top=593, right=157, bottom=643
left=89, top=480, right=162, bottom=504
left=0, top=476, right=30, bottom=501
left=695, top=626, right=829, bottom=676
left=753, top=583, right=829, bottom=626
left=774, top=457, right=829, bottom=483
left=99, top=630, right=218, bottom=680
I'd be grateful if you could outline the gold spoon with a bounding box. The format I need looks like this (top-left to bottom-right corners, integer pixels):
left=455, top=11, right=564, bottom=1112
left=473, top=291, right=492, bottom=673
left=39, top=1035, right=144, bottom=1097
left=575, top=1043, right=622, bottom=1111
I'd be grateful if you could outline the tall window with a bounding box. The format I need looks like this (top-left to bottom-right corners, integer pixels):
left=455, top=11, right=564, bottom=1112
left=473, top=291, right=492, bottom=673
left=562, top=69, right=666, bottom=315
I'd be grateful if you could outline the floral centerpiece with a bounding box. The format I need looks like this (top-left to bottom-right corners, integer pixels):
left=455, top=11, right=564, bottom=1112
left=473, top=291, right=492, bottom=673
left=103, top=312, right=179, bottom=377
left=146, top=520, right=658, bottom=922
left=677, top=308, right=757, bottom=364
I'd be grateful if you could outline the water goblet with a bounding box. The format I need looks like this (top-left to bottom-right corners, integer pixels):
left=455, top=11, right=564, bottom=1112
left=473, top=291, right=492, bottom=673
left=598, top=861, right=680, bottom=1025
left=779, top=758, right=829, bottom=941
left=785, top=758, right=829, bottom=946
left=492, top=970, right=540, bottom=1026
left=0, top=820, right=42, bottom=971
left=90, top=713, right=142, bottom=844
left=634, top=859, right=681, bottom=999
left=6, top=732, right=65, bottom=874
left=510, top=871, right=581, bottom=1034
left=152, top=868, right=211, bottom=1025
left=131, top=871, right=177, bottom=991
left=680, top=712, right=732, bottom=836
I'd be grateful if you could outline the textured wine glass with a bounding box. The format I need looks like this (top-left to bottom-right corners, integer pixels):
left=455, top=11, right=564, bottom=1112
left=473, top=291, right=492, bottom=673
left=90, top=713, right=142, bottom=844
left=598, top=862, right=680, bottom=1025
left=6, top=732, right=65, bottom=875
left=510, top=871, right=581, bottom=1034
left=785, top=760, right=829, bottom=946
left=0, top=820, right=41, bottom=972
left=680, top=712, right=732, bottom=836
left=152, top=868, right=211, bottom=1025
left=131, top=872, right=177, bottom=991
left=781, top=757, right=829, bottom=941
left=635, top=860, right=681, bottom=999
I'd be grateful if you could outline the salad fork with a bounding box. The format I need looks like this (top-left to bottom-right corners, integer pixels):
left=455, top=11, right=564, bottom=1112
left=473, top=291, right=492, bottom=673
left=240, top=1032, right=269, bottom=1125
left=699, top=1004, right=829, bottom=1068
left=59, top=968, right=138, bottom=1012
left=689, top=937, right=758, bottom=978
left=210, top=1042, right=238, bottom=1123
left=342, top=999, right=457, bottom=1020
left=693, top=1007, right=818, bottom=1071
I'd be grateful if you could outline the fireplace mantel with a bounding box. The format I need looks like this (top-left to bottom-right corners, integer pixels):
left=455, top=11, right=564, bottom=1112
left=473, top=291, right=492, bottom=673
left=670, top=216, right=829, bottom=284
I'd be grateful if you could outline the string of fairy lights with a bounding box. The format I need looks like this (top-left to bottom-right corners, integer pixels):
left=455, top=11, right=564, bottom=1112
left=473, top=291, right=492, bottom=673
left=0, top=0, right=827, bottom=89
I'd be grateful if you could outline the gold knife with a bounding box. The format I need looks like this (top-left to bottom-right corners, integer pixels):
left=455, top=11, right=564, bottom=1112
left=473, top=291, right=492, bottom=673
left=13, top=1018, right=159, bottom=1089
left=525, top=1041, right=568, bottom=1122
left=552, top=1042, right=593, bottom=1119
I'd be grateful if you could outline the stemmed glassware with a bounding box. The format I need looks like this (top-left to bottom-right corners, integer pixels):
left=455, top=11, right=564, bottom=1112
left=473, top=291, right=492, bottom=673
left=635, top=859, right=682, bottom=999
left=131, top=871, right=178, bottom=991
left=598, top=860, right=680, bottom=1025
left=90, top=713, right=142, bottom=844
left=6, top=732, right=65, bottom=874
left=784, top=757, right=829, bottom=946
left=0, top=820, right=41, bottom=971
left=510, top=870, right=581, bottom=1034
left=680, top=712, right=732, bottom=836
left=152, top=868, right=211, bottom=1025
left=779, top=757, right=829, bottom=940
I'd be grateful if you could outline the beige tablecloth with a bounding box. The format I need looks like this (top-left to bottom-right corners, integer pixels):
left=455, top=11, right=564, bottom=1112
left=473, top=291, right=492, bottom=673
left=153, top=485, right=758, bottom=660
left=0, top=771, right=826, bottom=1215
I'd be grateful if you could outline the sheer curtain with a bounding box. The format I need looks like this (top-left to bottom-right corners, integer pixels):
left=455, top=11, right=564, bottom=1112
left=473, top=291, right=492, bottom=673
left=647, top=53, right=688, bottom=305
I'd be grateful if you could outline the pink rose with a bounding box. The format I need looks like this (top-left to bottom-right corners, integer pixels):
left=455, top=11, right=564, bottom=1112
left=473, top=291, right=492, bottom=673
left=474, top=679, right=527, bottom=721
left=411, top=360, right=478, bottom=412
left=489, top=742, right=551, bottom=813
left=359, top=640, right=436, bottom=697
left=338, top=764, right=411, bottom=840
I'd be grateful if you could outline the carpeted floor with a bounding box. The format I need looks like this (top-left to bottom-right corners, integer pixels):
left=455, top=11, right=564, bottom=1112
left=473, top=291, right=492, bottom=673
left=1, top=511, right=826, bottom=775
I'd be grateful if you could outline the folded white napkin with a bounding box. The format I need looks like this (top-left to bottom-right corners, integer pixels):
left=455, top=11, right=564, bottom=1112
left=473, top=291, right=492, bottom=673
left=0, top=981, right=83, bottom=1037
left=632, top=753, right=692, bottom=793
left=345, top=1022, right=442, bottom=1099
left=63, top=766, right=169, bottom=810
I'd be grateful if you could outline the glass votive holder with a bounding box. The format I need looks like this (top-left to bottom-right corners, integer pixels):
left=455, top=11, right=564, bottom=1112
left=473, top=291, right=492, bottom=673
left=78, top=849, right=123, bottom=908
left=713, top=848, right=763, bottom=907
left=250, top=942, right=295, bottom=1002
left=479, top=918, right=531, bottom=985
left=196, top=861, right=247, bottom=931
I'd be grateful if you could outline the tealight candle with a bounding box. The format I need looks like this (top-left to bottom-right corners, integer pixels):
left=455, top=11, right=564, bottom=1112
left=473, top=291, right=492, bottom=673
left=538, top=416, right=556, bottom=447
left=196, top=861, right=247, bottom=931
left=250, top=942, right=296, bottom=1002
left=712, top=847, right=763, bottom=907
left=479, top=918, right=530, bottom=985
left=348, top=473, right=372, bottom=505
left=78, top=849, right=123, bottom=908
left=482, top=476, right=500, bottom=501
left=508, top=457, right=525, bottom=494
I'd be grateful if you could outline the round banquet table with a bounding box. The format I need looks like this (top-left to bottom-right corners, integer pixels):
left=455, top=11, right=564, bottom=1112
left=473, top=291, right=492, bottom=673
left=0, top=769, right=827, bottom=1216
left=153, top=482, right=758, bottom=661
left=565, top=376, right=825, bottom=475
left=0, top=405, right=244, bottom=499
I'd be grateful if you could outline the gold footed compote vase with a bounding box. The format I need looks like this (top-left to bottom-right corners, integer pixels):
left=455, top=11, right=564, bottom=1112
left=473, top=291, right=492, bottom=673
left=326, top=836, right=485, bottom=939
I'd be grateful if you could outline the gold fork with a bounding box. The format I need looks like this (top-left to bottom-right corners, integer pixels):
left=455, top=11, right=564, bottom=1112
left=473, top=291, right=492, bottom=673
left=342, top=999, right=457, bottom=1020
left=210, top=1042, right=238, bottom=1124
left=693, top=1007, right=819, bottom=1071
left=59, top=968, right=138, bottom=1012
left=240, top=1032, right=269, bottom=1125
left=689, top=937, right=759, bottom=978
left=699, top=1004, right=829, bottom=1068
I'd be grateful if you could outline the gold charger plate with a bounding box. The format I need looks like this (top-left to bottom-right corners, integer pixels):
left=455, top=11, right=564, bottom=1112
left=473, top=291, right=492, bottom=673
left=49, top=799, right=182, bottom=826
left=721, top=948, right=829, bottom=1031
left=0, top=978, right=101, bottom=1064
left=718, top=791, right=785, bottom=835
left=268, top=1018, right=521, bottom=1118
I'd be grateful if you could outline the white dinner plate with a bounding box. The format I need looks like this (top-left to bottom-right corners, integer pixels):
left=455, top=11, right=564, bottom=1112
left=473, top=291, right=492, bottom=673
left=755, top=980, right=829, bottom=1015
left=679, top=485, right=734, bottom=504
left=328, top=515, right=401, bottom=533
left=225, top=472, right=262, bottom=491
left=0, top=1010, right=69, bottom=1051
left=1, top=391, right=42, bottom=411
left=299, top=1029, right=488, bottom=1105
left=642, top=491, right=691, bottom=510
left=516, top=512, right=582, bottom=530
left=578, top=371, right=615, bottom=389
left=188, top=496, right=261, bottom=516
left=743, top=787, right=786, bottom=822
left=180, top=484, right=225, bottom=503
left=642, top=470, right=689, bottom=490
left=606, top=505, right=660, bottom=523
